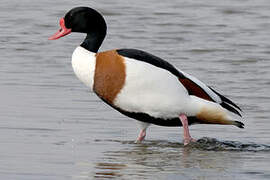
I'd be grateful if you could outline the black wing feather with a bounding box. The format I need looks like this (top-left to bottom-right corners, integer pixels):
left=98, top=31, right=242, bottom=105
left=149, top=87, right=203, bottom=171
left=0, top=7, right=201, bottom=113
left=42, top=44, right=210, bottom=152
left=209, top=87, right=242, bottom=112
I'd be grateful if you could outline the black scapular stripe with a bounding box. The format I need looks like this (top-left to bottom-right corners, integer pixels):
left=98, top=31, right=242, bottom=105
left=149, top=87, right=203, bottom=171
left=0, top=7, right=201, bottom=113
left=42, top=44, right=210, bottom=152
left=116, top=49, right=185, bottom=78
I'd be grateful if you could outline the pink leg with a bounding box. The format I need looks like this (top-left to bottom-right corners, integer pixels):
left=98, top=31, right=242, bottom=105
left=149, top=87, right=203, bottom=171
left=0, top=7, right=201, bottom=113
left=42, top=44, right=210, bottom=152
left=179, top=114, right=196, bottom=145
left=135, top=129, right=146, bottom=143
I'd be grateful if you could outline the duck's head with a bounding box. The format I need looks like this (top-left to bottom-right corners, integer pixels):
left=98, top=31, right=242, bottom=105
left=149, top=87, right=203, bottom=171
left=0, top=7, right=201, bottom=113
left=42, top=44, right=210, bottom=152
left=49, top=7, right=107, bottom=52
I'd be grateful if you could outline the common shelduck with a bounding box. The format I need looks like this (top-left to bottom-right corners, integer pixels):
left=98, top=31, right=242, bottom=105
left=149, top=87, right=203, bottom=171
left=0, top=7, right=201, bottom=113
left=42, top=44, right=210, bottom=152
left=49, top=7, right=244, bottom=145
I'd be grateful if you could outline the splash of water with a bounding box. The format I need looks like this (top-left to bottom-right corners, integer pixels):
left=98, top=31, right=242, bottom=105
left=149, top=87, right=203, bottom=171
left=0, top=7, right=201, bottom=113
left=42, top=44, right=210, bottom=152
left=188, top=137, right=270, bottom=152
left=96, top=137, right=270, bottom=152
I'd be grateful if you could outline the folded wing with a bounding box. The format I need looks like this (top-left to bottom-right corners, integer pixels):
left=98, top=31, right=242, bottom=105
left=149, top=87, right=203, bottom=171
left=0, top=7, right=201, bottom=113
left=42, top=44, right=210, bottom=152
left=116, top=48, right=242, bottom=117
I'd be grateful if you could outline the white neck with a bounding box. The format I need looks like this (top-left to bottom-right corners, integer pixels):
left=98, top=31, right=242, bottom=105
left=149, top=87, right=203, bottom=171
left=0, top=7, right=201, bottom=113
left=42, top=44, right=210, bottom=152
left=72, top=46, right=96, bottom=90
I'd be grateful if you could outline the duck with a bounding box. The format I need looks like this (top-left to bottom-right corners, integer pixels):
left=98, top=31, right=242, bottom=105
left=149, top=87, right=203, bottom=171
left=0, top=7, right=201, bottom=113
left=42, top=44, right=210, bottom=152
left=49, top=7, right=244, bottom=145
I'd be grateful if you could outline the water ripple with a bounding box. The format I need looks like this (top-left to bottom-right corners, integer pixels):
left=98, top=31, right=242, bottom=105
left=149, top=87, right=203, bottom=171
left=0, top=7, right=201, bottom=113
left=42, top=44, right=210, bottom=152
left=192, top=137, right=270, bottom=152
left=97, top=137, right=270, bottom=152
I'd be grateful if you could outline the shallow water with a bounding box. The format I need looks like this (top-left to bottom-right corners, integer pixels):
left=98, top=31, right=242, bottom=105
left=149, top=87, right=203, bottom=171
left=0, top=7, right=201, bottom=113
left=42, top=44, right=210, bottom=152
left=1, top=0, right=270, bottom=179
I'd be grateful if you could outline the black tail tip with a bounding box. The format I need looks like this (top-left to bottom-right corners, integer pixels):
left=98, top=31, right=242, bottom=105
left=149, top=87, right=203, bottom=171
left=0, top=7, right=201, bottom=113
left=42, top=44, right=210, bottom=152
left=235, top=121, right=245, bottom=129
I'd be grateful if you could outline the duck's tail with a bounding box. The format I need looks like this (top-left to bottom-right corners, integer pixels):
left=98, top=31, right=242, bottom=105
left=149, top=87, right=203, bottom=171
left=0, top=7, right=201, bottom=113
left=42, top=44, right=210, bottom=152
left=189, top=96, right=244, bottom=128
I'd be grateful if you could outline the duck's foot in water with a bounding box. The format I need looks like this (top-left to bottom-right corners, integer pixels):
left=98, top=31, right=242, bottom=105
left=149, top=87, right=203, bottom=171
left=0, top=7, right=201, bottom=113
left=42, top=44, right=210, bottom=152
left=183, top=138, right=197, bottom=146
left=135, top=129, right=146, bottom=143
left=179, top=114, right=196, bottom=146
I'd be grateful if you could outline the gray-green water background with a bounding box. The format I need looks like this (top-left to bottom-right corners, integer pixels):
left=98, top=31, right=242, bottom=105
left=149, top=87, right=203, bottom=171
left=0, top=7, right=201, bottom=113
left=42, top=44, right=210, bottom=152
left=1, top=0, right=270, bottom=179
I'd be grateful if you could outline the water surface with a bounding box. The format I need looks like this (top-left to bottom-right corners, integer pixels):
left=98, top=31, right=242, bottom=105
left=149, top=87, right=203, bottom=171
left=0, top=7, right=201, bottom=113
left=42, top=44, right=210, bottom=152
left=1, top=0, right=270, bottom=179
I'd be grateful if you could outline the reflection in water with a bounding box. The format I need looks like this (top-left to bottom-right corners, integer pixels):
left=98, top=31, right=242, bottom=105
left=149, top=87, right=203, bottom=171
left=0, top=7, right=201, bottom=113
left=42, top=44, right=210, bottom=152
left=91, top=138, right=270, bottom=179
left=95, top=162, right=126, bottom=179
